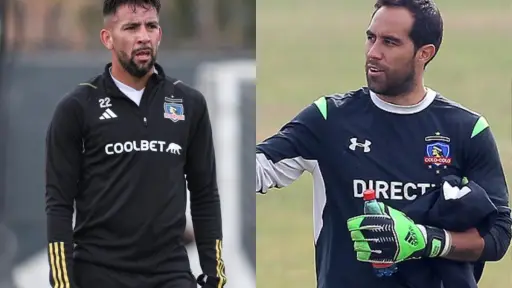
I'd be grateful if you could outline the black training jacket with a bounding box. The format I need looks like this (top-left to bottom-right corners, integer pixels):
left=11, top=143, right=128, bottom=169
left=45, top=63, right=226, bottom=287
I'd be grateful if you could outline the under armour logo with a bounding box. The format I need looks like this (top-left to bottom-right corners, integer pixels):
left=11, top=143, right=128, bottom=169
left=349, top=138, right=371, bottom=152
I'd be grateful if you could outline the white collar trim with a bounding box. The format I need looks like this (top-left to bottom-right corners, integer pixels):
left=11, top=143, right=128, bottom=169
left=369, top=88, right=437, bottom=114
left=108, top=66, right=158, bottom=92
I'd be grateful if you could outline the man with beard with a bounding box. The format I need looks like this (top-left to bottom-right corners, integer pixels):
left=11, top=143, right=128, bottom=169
left=256, top=0, right=511, bottom=287
left=45, top=1, right=226, bottom=287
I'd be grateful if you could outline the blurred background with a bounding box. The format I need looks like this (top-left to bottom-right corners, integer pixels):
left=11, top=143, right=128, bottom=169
left=0, top=0, right=255, bottom=287
left=256, top=0, right=511, bottom=287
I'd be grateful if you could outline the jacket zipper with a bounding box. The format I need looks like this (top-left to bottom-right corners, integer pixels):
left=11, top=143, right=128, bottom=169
left=109, top=80, right=162, bottom=128
left=139, top=83, right=163, bottom=128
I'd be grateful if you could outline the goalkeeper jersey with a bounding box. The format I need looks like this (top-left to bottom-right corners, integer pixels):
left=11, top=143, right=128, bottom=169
left=256, top=87, right=510, bottom=288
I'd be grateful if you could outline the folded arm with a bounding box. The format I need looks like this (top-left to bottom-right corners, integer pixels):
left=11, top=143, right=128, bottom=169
left=348, top=117, right=511, bottom=264
left=441, top=117, right=511, bottom=262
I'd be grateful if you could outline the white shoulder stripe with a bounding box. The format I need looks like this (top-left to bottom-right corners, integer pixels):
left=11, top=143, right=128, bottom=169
left=255, top=154, right=327, bottom=244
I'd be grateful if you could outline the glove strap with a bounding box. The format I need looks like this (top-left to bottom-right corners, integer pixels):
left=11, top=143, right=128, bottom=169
left=417, top=225, right=451, bottom=258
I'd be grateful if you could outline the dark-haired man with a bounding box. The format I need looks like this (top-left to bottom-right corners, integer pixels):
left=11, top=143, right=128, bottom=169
left=45, top=1, right=226, bottom=287
left=256, top=1, right=511, bottom=287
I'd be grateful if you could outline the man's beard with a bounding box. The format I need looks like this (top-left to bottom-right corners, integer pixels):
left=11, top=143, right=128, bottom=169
left=366, top=63, right=416, bottom=97
left=118, top=50, right=156, bottom=78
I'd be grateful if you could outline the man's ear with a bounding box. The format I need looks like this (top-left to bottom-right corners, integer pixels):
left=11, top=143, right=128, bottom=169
left=417, top=44, right=436, bottom=66
left=157, top=27, right=162, bottom=47
left=100, top=29, right=114, bottom=50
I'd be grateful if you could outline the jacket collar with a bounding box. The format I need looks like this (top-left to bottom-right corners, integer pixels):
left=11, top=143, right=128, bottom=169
left=102, top=62, right=166, bottom=98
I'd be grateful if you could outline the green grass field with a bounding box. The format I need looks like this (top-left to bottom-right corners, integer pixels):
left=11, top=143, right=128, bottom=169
left=256, top=1, right=512, bottom=287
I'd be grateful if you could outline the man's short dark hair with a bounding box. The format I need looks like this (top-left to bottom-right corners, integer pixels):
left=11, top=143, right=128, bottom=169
left=103, top=0, right=161, bottom=17
left=373, top=0, right=443, bottom=67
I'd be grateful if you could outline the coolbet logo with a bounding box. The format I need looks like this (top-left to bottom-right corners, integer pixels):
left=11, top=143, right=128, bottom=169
left=353, top=179, right=437, bottom=200
left=105, top=140, right=182, bottom=155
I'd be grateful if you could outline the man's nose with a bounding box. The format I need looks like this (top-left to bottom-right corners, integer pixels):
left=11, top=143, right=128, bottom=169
left=366, top=43, right=383, bottom=60
left=137, top=29, right=151, bottom=44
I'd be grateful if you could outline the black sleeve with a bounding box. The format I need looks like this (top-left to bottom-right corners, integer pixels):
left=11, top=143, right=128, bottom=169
left=479, top=206, right=512, bottom=261
left=462, top=117, right=512, bottom=261
left=45, top=95, right=84, bottom=288
left=256, top=99, right=326, bottom=193
left=184, top=92, right=226, bottom=287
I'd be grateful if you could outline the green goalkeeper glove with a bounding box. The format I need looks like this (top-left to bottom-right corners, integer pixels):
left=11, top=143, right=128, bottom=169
left=346, top=203, right=451, bottom=264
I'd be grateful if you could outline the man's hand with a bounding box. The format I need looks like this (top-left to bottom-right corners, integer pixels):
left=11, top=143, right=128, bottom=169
left=197, top=274, right=226, bottom=288
left=347, top=203, right=451, bottom=264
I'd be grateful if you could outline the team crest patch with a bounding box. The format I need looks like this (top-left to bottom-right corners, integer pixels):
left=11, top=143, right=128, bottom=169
left=164, top=102, right=185, bottom=122
left=424, top=132, right=451, bottom=172
left=424, top=142, right=451, bottom=166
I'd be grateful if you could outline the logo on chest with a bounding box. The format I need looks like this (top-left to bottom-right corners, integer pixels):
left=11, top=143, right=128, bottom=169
left=424, top=132, right=451, bottom=173
left=349, top=137, right=371, bottom=152
left=164, top=96, right=185, bottom=122
left=105, top=140, right=182, bottom=155
left=98, top=97, right=117, bottom=120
